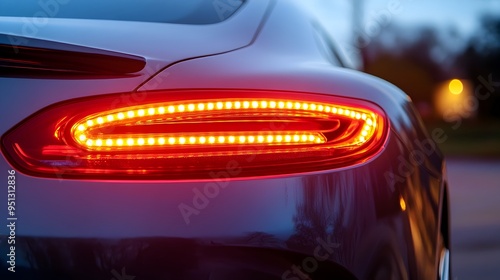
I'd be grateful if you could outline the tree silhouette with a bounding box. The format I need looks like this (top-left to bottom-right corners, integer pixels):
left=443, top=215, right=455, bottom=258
left=362, top=25, right=447, bottom=118
left=457, top=15, right=500, bottom=119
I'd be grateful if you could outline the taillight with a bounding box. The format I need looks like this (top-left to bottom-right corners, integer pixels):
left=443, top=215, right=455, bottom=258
left=1, top=90, right=388, bottom=179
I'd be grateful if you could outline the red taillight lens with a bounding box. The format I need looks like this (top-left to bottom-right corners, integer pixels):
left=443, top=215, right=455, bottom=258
left=1, top=90, right=388, bottom=179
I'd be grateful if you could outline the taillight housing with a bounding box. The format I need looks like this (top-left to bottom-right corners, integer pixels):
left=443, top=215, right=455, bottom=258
left=1, top=90, right=388, bottom=179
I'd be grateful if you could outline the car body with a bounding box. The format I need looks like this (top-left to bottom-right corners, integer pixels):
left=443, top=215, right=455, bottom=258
left=0, top=0, right=450, bottom=279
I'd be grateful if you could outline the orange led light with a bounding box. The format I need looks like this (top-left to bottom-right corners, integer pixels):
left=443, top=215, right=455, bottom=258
left=400, top=197, right=407, bottom=211
left=71, top=98, right=380, bottom=151
left=72, top=133, right=325, bottom=148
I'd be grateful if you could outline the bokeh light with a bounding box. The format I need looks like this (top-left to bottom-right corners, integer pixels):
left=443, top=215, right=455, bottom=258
left=449, top=79, right=464, bottom=95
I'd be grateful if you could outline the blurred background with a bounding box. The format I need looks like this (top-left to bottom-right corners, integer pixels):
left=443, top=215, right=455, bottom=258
left=307, top=0, right=500, bottom=279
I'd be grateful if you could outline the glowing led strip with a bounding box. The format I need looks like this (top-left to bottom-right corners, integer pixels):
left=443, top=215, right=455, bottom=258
left=82, top=133, right=324, bottom=148
left=72, top=99, right=378, bottom=149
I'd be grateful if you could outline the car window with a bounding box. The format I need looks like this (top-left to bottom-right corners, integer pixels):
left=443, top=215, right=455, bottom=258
left=0, top=0, right=246, bottom=24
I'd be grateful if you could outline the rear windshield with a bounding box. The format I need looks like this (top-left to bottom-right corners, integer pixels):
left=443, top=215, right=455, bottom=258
left=0, top=0, right=245, bottom=24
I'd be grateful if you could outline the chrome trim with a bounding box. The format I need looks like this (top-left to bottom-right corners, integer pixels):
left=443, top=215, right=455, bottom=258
left=439, top=248, right=450, bottom=280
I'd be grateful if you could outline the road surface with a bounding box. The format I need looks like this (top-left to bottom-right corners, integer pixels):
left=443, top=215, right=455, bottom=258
left=448, top=158, right=500, bottom=280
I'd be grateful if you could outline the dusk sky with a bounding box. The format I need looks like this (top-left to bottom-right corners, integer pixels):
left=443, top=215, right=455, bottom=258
left=307, top=0, right=500, bottom=67
left=364, top=0, right=499, bottom=34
